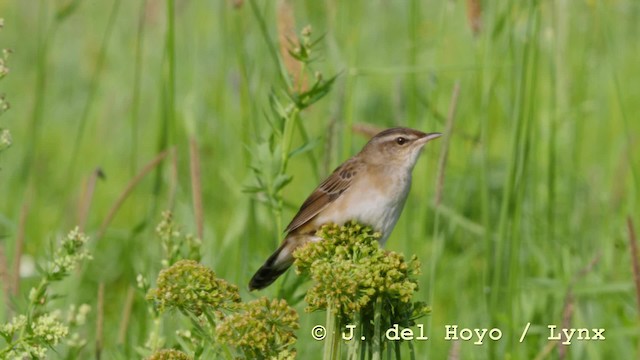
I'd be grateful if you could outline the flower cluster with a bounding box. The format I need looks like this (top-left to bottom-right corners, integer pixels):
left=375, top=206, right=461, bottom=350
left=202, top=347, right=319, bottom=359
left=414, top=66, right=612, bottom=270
left=0, top=315, right=27, bottom=339
left=288, top=25, right=313, bottom=64
left=145, top=214, right=300, bottom=358
left=146, top=259, right=241, bottom=316
left=294, top=221, right=422, bottom=315
left=0, top=228, right=92, bottom=358
left=51, top=227, right=92, bottom=277
left=156, top=211, right=201, bottom=267
left=216, top=297, right=298, bottom=359
left=28, top=227, right=92, bottom=307
left=0, top=311, right=69, bottom=359
left=31, top=312, right=69, bottom=346
left=145, top=348, right=193, bottom=360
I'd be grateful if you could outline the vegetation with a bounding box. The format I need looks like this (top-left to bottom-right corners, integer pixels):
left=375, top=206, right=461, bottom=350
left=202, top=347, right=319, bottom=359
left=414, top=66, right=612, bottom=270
left=0, top=0, right=639, bottom=358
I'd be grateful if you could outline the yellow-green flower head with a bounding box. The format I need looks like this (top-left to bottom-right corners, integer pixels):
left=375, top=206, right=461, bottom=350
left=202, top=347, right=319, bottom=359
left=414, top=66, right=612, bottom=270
left=145, top=349, right=193, bottom=360
left=216, top=297, right=299, bottom=359
left=46, top=227, right=92, bottom=282
left=31, top=312, right=69, bottom=346
left=147, top=260, right=240, bottom=316
left=294, top=221, right=421, bottom=314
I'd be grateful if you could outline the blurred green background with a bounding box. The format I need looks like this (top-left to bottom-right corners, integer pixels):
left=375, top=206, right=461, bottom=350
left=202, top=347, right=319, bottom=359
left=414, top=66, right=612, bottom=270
left=1, top=0, right=639, bottom=358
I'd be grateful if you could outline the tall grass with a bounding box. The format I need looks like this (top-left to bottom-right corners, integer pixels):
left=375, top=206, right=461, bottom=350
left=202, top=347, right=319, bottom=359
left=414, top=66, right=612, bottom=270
left=0, top=0, right=639, bottom=358
left=66, top=0, right=121, bottom=182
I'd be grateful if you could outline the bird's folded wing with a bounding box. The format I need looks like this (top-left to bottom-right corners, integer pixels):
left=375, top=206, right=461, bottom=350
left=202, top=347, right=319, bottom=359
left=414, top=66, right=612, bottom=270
left=284, top=160, right=357, bottom=233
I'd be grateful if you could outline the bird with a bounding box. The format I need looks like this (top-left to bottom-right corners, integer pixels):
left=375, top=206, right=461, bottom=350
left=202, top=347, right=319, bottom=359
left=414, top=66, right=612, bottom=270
left=249, top=127, right=442, bottom=290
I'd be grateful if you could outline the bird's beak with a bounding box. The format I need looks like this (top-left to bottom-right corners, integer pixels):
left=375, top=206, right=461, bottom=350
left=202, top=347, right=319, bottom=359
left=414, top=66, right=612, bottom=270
left=418, top=132, right=442, bottom=144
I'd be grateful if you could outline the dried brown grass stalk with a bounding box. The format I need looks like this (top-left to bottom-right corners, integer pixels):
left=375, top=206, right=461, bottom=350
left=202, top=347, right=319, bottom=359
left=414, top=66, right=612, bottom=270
left=96, top=282, right=105, bottom=360
left=559, top=253, right=600, bottom=359
left=352, top=123, right=384, bottom=139
left=77, top=168, right=105, bottom=232
left=97, top=149, right=170, bottom=240
left=435, top=82, right=461, bottom=207
left=189, top=137, right=203, bottom=239
left=466, top=0, right=482, bottom=37
left=447, top=339, right=460, bottom=360
left=558, top=293, right=574, bottom=359
left=277, top=0, right=306, bottom=91
left=117, top=286, right=135, bottom=345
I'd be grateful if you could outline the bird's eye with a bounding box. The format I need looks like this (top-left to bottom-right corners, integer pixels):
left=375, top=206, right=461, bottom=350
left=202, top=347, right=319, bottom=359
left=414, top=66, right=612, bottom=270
left=395, top=137, right=407, bottom=145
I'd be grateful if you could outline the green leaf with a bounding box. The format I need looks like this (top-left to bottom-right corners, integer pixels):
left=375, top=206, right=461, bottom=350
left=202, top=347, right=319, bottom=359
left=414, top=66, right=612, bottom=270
left=288, top=138, right=319, bottom=158
left=291, top=73, right=339, bottom=109
left=268, top=91, right=288, bottom=132
left=273, top=174, right=293, bottom=192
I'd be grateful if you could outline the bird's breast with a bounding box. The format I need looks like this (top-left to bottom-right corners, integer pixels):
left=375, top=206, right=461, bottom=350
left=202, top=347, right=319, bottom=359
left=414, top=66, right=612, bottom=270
left=312, top=170, right=411, bottom=246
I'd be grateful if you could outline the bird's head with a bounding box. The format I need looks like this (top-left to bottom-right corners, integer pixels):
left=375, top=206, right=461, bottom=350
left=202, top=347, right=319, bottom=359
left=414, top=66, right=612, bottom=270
left=360, top=127, right=442, bottom=169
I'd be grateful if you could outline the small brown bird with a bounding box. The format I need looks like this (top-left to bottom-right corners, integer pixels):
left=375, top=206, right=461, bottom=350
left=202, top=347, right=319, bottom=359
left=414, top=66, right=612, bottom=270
left=249, top=127, right=441, bottom=290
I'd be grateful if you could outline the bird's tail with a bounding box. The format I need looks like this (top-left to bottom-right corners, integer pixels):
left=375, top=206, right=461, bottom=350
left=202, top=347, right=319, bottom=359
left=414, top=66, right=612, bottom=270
left=249, top=240, right=295, bottom=291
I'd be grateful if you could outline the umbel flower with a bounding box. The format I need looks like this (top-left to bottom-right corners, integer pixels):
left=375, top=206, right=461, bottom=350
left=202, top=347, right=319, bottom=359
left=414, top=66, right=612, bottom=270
left=144, top=213, right=300, bottom=358
left=146, top=259, right=241, bottom=316
left=294, top=222, right=429, bottom=357
left=294, top=221, right=423, bottom=315
left=216, top=297, right=299, bottom=359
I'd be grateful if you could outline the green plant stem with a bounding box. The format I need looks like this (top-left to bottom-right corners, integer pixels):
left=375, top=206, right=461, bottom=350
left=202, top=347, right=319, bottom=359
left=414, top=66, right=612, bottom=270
left=347, top=312, right=361, bottom=360
left=490, top=0, right=533, bottom=320
left=165, top=0, right=176, bottom=135
left=372, top=297, right=382, bottom=360
left=21, top=1, right=53, bottom=182
left=276, top=106, right=299, bottom=234
left=406, top=0, right=419, bottom=128
left=323, top=302, right=341, bottom=360
left=507, top=7, right=540, bottom=355
left=129, top=0, right=148, bottom=176
left=67, top=0, right=121, bottom=181
left=0, top=339, right=24, bottom=357
left=247, top=0, right=291, bottom=90
left=280, top=107, right=299, bottom=175
left=408, top=340, right=416, bottom=360
left=14, top=277, right=48, bottom=347
left=151, top=0, right=176, bottom=214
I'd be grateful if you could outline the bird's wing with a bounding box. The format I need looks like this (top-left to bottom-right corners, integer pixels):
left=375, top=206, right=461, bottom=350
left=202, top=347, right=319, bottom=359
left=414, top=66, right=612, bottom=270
left=284, top=159, right=358, bottom=233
